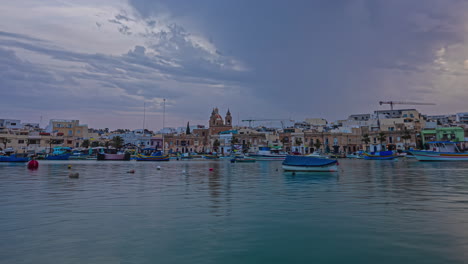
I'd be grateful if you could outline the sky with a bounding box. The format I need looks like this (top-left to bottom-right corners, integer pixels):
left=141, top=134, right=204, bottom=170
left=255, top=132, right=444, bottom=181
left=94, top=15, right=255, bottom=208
left=1, top=0, right=468, bottom=130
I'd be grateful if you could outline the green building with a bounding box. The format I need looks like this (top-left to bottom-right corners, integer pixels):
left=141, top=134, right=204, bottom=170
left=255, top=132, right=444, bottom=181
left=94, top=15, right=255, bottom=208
left=420, top=127, right=465, bottom=145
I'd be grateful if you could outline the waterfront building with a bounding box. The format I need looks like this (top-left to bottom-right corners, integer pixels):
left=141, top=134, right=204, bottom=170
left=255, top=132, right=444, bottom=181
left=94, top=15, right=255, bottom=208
left=45, top=119, right=89, bottom=147
left=426, top=114, right=457, bottom=126
left=420, top=127, right=465, bottom=145
left=0, top=119, right=23, bottom=130
left=456, top=112, right=468, bottom=124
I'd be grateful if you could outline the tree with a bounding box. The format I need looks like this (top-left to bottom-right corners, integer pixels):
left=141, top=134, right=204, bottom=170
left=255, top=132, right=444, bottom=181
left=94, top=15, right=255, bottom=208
left=1, top=137, right=11, bottom=150
left=401, top=129, right=412, bottom=150
left=91, top=141, right=100, bottom=148
left=378, top=132, right=387, bottom=151
left=361, top=134, right=370, bottom=151
left=295, top=137, right=303, bottom=146
left=186, top=122, right=191, bottom=135
left=111, top=136, right=124, bottom=150
left=81, top=139, right=90, bottom=148
left=313, top=139, right=322, bottom=151
left=213, top=139, right=220, bottom=151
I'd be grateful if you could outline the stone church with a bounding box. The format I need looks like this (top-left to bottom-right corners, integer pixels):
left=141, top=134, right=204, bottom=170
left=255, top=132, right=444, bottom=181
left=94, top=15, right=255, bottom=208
left=209, top=108, right=232, bottom=135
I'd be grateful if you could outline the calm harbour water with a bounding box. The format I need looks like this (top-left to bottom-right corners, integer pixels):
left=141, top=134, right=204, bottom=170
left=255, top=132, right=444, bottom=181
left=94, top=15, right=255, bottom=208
left=1, top=159, right=468, bottom=264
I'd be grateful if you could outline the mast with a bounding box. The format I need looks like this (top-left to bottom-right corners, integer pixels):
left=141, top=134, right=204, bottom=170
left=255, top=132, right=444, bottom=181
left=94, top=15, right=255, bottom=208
left=142, top=102, right=146, bottom=131
left=162, top=98, right=166, bottom=154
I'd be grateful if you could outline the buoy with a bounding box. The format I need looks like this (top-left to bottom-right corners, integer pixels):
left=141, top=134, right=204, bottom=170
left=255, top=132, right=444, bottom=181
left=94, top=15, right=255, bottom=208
left=69, top=172, right=79, bottom=178
left=68, top=165, right=72, bottom=169
left=127, top=169, right=135, bottom=174
left=156, top=166, right=161, bottom=170
left=27, top=160, right=39, bottom=170
left=209, top=168, right=214, bottom=171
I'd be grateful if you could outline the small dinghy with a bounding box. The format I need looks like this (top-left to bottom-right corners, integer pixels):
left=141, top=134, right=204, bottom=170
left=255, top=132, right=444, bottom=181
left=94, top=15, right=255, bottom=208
left=282, top=155, right=338, bottom=172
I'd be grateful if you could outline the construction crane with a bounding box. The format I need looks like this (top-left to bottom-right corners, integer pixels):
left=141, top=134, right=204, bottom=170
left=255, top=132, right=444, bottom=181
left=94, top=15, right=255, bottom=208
left=379, top=101, right=436, bottom=110
left=241, top=119, right=294, bottom=129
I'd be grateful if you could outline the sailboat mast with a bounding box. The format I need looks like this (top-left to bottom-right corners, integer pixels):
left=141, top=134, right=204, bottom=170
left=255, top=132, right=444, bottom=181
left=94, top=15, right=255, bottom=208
left=162, top=98, right=166, bottom=154
left=143, top=102, right=146, bottom=131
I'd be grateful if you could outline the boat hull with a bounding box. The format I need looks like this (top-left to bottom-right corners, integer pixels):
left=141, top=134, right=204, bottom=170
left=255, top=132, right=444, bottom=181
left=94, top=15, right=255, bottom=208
left=250, top=154, right=287, bottom=161
left=409, top=151, right=468, bottom=161
left=282, top=164, right=338, bottom=172
left=363, top=155, right=397, bottom=160
left=45, top=154, right=71, bottom=160
left=0, top=156, right=29, bottom=162
left=97, top=153, right=131, bottom=161
left=136, top=154, right=170, bottom=161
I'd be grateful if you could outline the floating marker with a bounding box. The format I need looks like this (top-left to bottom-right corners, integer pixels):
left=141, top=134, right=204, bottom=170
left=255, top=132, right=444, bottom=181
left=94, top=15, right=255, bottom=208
left=27, top=160, right=39, bottom=170
left=156, top=166, right=161, bottom=170
left=127, top=169, right=135, bottom=174
left=68, top=165, right=72, bottom=169
left=209, top=168, right=214, bottom=171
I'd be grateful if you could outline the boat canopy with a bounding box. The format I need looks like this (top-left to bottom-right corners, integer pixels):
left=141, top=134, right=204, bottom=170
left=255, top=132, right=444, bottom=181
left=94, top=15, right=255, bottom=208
left=282, top=155, right=337, bottom=167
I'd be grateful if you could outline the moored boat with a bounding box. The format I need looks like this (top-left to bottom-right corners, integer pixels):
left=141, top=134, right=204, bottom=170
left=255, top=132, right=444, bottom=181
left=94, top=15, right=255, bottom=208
left=408, top=141, right=468, bottom=161
left=282, top=155, right=338, bottom=172
left=363, top=151, right=397, bottom=160
left=202, top=154, right=220, bottom=160
left=97, top=152, right=131, bottom=161
left=46, top=147, right=72, bottom=160
left=136, top=151, right=170, bottom=161
left=250, top=147, right=287, bottom=161
left=0, top=154, right=30, bottom=162
left=230, top=156, right=256, bottom=163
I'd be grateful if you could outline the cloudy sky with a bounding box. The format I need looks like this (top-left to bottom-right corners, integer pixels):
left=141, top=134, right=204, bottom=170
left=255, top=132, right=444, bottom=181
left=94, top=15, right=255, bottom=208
left=1, top=0, right=468, bottom=130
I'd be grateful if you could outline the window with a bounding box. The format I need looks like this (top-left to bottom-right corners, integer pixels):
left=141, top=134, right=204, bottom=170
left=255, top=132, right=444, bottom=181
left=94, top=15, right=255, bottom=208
left=389, top=137, right=393, bottom=143
left=77, top=130, right=81, bottom=134
left=68, top=130, right=73, bottom=136
left=18, top=140, right=24, bottom=144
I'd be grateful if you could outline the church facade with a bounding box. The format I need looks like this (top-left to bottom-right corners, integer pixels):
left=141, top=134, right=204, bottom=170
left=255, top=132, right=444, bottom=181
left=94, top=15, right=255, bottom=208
left=209, top=108, right=232, bottom=135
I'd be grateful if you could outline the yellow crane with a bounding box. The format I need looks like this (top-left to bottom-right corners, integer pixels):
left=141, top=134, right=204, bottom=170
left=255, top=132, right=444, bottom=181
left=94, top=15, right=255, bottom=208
left=379, top=101, right=435, bottom=110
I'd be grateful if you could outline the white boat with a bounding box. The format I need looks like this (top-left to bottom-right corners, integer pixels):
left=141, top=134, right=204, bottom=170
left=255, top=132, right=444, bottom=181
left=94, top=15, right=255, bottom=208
left=282, top=155, right=338, bottom=172
left=409, top=141, right=468, bottom=161
left=307, top=151, right=329, bottom=158
left=250, top=147, right=287, bottom=161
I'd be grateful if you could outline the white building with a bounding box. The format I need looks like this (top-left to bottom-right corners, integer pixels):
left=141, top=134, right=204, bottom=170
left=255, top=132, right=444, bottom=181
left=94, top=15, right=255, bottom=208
left=0, top=119, right=23, bottom=129
left=456, top=112, right=468, bottom=124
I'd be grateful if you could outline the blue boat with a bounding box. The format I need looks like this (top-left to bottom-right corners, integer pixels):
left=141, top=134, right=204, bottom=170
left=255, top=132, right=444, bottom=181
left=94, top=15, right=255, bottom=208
left=363, top=150, right=397, bottom=160
left=282, top=155, right=338, bottom=172
left=136, top=150, right=170, bottom=161
left=46, top=147, right=72, bottom=160
left=0, top=154, right=30, bottom=162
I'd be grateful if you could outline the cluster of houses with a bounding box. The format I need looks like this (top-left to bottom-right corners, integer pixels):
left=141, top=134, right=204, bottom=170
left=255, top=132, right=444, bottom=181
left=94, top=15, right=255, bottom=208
left=1, top=109, right=468, bottom=155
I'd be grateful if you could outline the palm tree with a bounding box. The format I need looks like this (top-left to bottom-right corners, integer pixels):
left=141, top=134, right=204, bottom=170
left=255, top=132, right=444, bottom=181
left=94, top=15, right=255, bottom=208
left=313, top=139, right=322, bottom=152
left=378, top=132, right=387, bottom=151
left=111, top=136, right=124, bottom=150
left=81, top=139, right=90, bottom=148
left=361, top=134, right=370, bottom=151
left=401, top=129, right=412, bottom=150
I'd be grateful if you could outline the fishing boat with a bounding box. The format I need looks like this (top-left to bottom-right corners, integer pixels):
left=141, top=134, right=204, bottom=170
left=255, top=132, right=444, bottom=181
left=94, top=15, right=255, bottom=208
left=363, top=150, right=397, bottom=160
left=250, top=147, right=287, bottom=161
left=230, top=155, right=256, bottom=163
left=46, top=147, right=72, bottom=160
left=69, top=150, right=89, bottom=160
left=136, top=150, right=170, bottom=161
left=0, top=154, right=30, bottom=162
left=97, top=152, right=131, bottom=161
left=346, top=151, right=364, bottom=159
left=202, top=154, right=220, bottom=160
left=408, top=141, right=468, bottom=161
left=282, top=155, right=338, bottom=172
